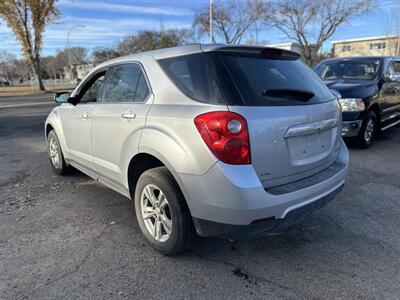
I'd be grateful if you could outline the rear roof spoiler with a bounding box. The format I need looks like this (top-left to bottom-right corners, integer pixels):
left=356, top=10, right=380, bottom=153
left=209, top=46, right=301, bottom=61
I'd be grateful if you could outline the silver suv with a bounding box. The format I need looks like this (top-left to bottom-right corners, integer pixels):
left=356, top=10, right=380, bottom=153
left=46, top=44, right=349, bottom=255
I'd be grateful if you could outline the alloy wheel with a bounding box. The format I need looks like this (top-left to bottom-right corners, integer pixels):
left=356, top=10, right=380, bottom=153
left=364, top=118, right=375, bottom=143
left=49, top=137, right=60, bottom=168
left=140, top=184, right=172, bottom=242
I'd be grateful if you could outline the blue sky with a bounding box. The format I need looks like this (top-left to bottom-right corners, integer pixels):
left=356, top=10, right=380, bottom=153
left=0, top=0, right=398, bottom=58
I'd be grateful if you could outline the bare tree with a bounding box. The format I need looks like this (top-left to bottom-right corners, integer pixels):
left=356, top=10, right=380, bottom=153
left=42, top=55, right=58, bottom=79
left=0, top=50, right=17, bottom=84
left=382, top=0, right=400, bottom=55
left=0, top=50, right=31, bottom=84
left=193, top=0, right=270, bottom=44
left=55, top=47, right=88, bottom=66
left=91, top=48, right=120, bottom=65
left=270, top=0, right=375, bottom=65
left=0, top=0, right=59, bottom=90
left=117, top=29, right=192, bottom=56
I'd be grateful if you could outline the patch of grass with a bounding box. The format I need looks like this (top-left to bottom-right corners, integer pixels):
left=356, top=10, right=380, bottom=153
left=0, top=86, right=74, bottom=97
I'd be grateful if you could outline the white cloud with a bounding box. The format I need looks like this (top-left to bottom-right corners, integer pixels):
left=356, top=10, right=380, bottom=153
left=377, top=0, right=398, bottom=9
left=58, top=0, right=192, bottom=16
left=1, top=15, right=192, bottom=56
left=44, top=15, right=191, bottom=44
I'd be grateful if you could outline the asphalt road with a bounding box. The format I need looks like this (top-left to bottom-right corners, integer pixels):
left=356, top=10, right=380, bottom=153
left=1, top=94, right=400, bottom=299
left=0, top=93, right=54, bottom=109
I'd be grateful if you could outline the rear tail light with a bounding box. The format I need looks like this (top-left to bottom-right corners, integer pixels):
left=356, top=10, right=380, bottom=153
left=194, top=111, right=251, bottom=164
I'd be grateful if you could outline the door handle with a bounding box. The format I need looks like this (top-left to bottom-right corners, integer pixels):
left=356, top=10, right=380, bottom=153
left=82, top=112, right=90, bottom=119
left=121, top=111, right=136, bottom=120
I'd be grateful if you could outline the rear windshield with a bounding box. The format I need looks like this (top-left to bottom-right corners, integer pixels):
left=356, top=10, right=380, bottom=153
left=158, top=53, right=224, bottom=104
left=219, top=53, right=334, bottom=106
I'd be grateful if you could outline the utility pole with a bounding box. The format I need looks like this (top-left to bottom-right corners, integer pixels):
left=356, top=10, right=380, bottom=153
left=67, top=24, right=85, bottom=81
left=209, top=0, right=214, bottom=43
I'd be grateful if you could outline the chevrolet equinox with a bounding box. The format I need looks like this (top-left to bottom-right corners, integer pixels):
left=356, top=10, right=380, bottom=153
left=46, top=44, right=349, bottom=255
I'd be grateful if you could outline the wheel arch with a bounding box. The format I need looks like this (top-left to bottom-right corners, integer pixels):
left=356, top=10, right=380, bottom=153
left=127, top=152, right=165, bottom=198
left=45, top=109, right=69, bottom=159
left=368, top=103, right=381, bottom=127
left=126, top=151, right=191, bottom=213
left=45, top=123, right=54, bottom=138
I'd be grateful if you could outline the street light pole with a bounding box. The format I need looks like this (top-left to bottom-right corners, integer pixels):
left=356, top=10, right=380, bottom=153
left=209, top=0, right=213, bottom=43
left=0, top=20, right=4, bottom=58
left=67, top=24, right=85, bottom=81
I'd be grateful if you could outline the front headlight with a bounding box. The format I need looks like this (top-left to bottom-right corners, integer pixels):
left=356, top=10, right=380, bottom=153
left=339, top=98, right=365, bottom=112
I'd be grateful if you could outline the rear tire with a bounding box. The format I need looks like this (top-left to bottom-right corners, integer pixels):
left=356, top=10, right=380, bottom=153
left=134, top=167, right=196, bottom=255
left=47, top=130, right=72, bottom=175
left=354, top=110, right=376, bottom=149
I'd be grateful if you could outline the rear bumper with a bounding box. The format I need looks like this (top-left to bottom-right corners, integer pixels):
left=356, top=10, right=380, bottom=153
left=193, top=184, right=343, bottom=239
left=176, top=140, right=349, bottom=238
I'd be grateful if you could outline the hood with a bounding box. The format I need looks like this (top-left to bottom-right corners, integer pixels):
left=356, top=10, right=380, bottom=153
left=323, top=79, right=378, bottom=99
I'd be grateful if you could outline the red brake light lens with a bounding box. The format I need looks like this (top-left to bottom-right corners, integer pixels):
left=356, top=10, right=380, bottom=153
left=194, top=111, right=251, bottom=165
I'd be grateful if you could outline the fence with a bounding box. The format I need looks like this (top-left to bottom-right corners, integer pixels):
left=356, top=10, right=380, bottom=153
left=0, top=79, right=75, bottom=96
left=9, top=79, right=75, bottom=89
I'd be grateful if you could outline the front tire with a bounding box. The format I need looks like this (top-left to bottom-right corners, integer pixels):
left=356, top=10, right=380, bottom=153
left=134, top=167, right=196, bottom=255
left=47, top=130, right=71, bottom=175
left=354, top=111, right=376, bottom=149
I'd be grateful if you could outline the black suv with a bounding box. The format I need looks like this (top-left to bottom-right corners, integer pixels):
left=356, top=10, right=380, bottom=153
left=314, top=56, right=400, bottom=148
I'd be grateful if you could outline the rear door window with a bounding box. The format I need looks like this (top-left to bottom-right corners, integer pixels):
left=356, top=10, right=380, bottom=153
left=158, top=53, right=224, bottom=104
left=102, top=63, right=150, bottom=103
left=219, top=53, right=333, bottom=106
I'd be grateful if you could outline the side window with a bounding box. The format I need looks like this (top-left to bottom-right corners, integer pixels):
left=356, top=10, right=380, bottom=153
left=386, top=62, right=395, bottom=77
left=393, top=61, right=400, bottom=74
left=79, top=72, right=106, bottom=103
left=158, top=53, right=224, bottom=104
left=135, top=73, right=150, bottom=102
left=102, top=63, right=150, bottom=103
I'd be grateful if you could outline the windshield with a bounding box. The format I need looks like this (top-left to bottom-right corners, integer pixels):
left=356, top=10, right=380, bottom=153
left=314, top=59, right=381, bottom=81
left=218, top=53, right=333, bottom=106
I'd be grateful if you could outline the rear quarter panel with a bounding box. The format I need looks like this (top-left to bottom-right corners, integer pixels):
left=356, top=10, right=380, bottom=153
left=135, top=54, right=225, bottom=177
left=139, top=103, right=223, bottom=176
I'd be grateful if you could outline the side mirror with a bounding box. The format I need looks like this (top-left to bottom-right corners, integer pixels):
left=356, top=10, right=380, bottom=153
left=330, top=89, right=342, bottom=99
left=54, top=91, right=70, bottom=103
left=68, top=96, right=79, bottom=106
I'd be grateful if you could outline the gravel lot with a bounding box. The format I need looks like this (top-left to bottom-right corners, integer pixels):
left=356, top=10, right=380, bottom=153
left=1, top=94, right=400, bottom=299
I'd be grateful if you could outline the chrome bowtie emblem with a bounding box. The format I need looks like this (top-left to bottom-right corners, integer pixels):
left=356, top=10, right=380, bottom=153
left=315, top=121, right=326, bottom=131
left=284, top=118, right=338, bottom=138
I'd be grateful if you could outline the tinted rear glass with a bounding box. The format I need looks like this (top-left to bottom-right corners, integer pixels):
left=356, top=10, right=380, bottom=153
left=158, top=53, right=224, bottom=104
left=219, top=53, right=334, bottom=106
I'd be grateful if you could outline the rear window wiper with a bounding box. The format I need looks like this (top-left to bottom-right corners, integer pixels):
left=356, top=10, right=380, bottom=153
left=262, top=89, right=315, bottom=101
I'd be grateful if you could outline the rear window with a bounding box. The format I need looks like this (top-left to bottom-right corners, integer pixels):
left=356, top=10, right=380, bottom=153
left=158, top=53, right=224, bottom=104
left=219, top=53, right=334, bottom=106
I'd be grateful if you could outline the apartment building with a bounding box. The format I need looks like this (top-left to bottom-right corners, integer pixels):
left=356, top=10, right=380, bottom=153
left=332, top=35, right=400, bottom=57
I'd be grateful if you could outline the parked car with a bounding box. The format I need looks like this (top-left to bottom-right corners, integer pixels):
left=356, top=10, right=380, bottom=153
left=314, top=56, right=400, bottom=148
left=0, top=79, right=10, bottom=86
left=46, top=45, right=349, bottom=255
